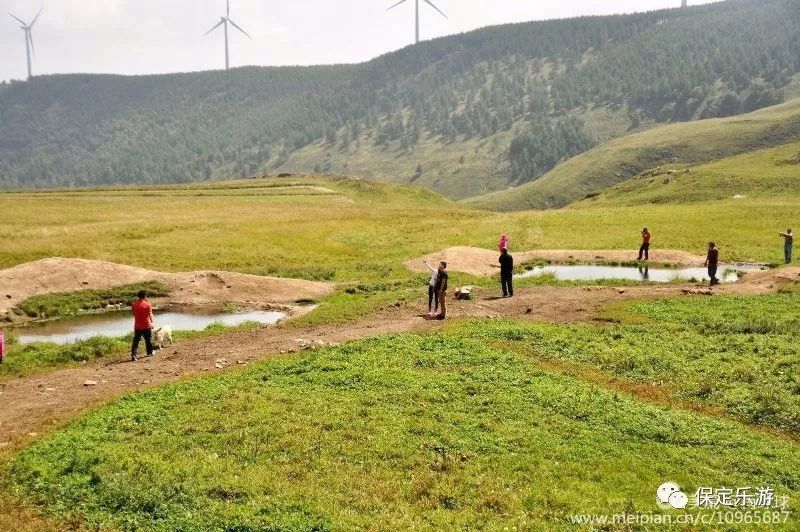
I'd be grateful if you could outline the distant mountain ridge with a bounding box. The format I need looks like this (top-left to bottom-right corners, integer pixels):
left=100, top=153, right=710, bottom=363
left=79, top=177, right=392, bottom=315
left=1, top=0, right=798, bottom=196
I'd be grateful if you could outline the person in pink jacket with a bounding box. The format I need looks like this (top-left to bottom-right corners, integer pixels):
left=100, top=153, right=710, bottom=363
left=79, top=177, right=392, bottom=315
left=498, top=233, right=509, bottom=252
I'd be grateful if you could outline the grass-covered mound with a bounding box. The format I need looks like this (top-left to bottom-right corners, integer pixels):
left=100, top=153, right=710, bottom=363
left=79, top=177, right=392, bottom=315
left=9, top=333, right=799, bottom=530
left=15, top=281, right=170, bottom=320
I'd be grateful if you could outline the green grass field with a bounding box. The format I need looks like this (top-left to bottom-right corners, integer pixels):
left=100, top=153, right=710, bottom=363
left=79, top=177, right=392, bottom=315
left=8, top=311, right=799, bottom=529
left=1, top=175, right=798, bottom=280
left=1, top=144, right=799, bottom=529
left=451, top=307, right=800, bottom=434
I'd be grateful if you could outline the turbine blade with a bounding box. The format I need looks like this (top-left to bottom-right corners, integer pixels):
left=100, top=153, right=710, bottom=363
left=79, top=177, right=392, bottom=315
left=9, top=12, right=26, bottom=25
left=203, top=19, right=225, bottom=36
left=228, top=19, right=251, bottom=39
left=227, top=0, right=230, bottom=18
left=28, top=30, right=35, bottom=57
left=387, top=0, right=409, bottom=11
left=423, top=0, right=448, bottom=18
left=30, top=6, right=43, bottom=27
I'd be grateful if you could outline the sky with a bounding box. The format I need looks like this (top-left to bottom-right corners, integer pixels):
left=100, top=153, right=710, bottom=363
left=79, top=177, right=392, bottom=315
left=1, top=0, right=718, bottom=81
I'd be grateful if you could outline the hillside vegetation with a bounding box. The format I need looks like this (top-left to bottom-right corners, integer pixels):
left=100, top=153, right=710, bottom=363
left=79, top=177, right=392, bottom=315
left=467, top=96, right=800, bottom=210
left=575, top=141, right=800, bottom=207
left=1, top=0, right=799, bottom=198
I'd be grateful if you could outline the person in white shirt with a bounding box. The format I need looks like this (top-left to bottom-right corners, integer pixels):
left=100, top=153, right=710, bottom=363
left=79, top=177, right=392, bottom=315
left=425, top=260, right=440, bottom=316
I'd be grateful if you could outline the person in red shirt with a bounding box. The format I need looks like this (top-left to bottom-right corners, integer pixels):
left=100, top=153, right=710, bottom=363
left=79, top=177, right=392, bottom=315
left=638, top=227, right=652, bottom=261
left=131, top=289, right=155, bottom=361
left=705, top=242, right=720, bottom=286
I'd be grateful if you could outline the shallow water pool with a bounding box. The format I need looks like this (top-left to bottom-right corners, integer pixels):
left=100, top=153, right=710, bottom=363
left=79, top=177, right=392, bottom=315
left=515, top=264, right=765, bottom=283
left=14, top=310, right=286, bottom=345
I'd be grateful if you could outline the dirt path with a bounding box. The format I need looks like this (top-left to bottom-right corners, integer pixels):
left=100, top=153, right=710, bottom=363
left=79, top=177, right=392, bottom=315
left=4, top=268, right=797, bottom=448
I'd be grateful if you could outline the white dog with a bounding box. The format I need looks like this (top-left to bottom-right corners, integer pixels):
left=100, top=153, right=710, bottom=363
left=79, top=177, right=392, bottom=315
left=153, top=325, right=174, bottom=349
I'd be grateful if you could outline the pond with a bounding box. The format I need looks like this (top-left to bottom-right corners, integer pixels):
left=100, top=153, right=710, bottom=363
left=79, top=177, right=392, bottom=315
left=14, top=310, right=287, bottom=345
left=515, top=264, right=766, bottom=283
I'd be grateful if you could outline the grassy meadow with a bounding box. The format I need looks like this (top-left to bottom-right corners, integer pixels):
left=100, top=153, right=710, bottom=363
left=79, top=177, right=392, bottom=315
left=1, top=153, right=799, bottom=529
left=1, top=175, right=798, bottom=281
left=8, top=307, right=800, bottom=529
left=453, top=303, right=800, bottom=434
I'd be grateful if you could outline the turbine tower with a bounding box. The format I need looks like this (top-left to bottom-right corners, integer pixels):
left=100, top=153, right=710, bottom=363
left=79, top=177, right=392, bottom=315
left=9, top=7, right=43, bottom=81
left=387, top=0, right=447, bottom=45
left=682, top=0, right=688, bottom=7
left=203, top=0, right=251, bottom=70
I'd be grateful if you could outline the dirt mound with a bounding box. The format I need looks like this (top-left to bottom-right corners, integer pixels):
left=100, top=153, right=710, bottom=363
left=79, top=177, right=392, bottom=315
left=0, top=258, right=335, bottom=319
left=405, top=246, right=501, bottom=276
left=406, top=246, right=708, bottom=277
left=736, top=266, right=800, bottom=291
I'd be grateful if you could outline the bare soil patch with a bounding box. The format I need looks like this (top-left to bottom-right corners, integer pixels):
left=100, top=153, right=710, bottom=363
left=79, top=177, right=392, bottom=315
left=734, top=266, right=800, bottom=292
left=0, top=258, right=335, bottom=321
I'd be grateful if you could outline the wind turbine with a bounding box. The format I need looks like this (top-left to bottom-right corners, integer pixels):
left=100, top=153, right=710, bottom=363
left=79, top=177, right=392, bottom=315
left=9, top=7, right=43, bottom=81
left=387, top=0, right=447, bottom=45
left=203, top=0, right=251, bottom=70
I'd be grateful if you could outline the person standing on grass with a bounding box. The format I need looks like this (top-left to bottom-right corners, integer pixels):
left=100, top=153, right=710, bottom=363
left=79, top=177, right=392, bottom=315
left=424, top=260, right=440, bottom=316
left=435, top=262, right=449, bottom=320
left=638, top=227, right=652, bottom=261
left=131, top=290, right=155, bottom=361
left=779, top=229, right=793, bottom=263
left=705, top=242, right=720, bottom=286
left=499, top=248, right=514, bottom=298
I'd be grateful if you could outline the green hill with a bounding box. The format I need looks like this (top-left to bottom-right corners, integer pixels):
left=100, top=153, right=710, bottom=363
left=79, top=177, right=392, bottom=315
left=1, top=0, right=799, bottom=196
left=466, top=97, right=800, bottom=210
left=574, top=141, right=800, bottom=208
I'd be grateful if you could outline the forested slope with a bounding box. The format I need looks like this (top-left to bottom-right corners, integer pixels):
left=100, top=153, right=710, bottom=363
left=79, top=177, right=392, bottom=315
left=1, top=0, right=798, bottom=195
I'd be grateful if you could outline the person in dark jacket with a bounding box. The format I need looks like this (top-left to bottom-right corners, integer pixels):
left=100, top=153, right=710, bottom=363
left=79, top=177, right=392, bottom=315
left=779, top=229, right=793, bottom=263
left=499, top=248, right=514, bottom=297
left=424, top=260, right=440, bottom=316
left=434, top=262, right=448, bottom=319
left=705, top=242, right=720, bottom=286
left=638, top=227, right=652, bottom=261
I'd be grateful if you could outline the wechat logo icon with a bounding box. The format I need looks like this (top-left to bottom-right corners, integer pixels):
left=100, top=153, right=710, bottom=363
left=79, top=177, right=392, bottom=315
left=657, top=482, right=689, bottom=510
